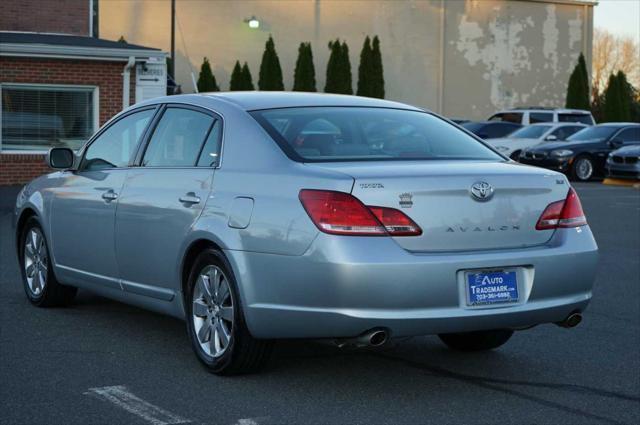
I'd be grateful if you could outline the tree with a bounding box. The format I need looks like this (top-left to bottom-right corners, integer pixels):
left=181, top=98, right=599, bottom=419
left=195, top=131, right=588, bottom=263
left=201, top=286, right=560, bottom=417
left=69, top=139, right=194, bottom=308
left=229, top=61, right=244, bottom=91
left=357, top=36, right=373, bottom=97
left=324, top=39, right=342, bottom=93
left=341, top=41, right=353, bottom=95
left=293, top=42, right=316, bottom=92
left=325, top=39, right=352, bottom=94
left=197, top=57, right=219, bottom=92
left=241, top=62, right=255, bottom=90
left=565, top=53, right=590, bottom=110
left=592, top=28, right=640, bottom=98
left=258, top=35, right=284, bottom=91
left=370, top=36, right=385, bottom=99
left=602, top=72, right=633, bottom=122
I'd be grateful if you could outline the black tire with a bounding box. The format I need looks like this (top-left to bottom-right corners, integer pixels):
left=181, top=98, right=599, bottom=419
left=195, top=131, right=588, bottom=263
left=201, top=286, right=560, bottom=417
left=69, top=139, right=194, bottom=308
left=571, top=155, right=594, bottom=181
left=186, top=249, right=273, bottom=375
left=438, top=329, right=514, bottom=352
left=19, top=217, right=77, bottom=307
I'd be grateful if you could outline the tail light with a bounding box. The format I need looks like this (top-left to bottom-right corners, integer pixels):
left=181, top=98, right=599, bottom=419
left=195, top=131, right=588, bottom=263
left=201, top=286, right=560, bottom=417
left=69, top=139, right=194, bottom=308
left=536, top=188, right=587, bottom=230
left=299, top=189, right=422, bottom=236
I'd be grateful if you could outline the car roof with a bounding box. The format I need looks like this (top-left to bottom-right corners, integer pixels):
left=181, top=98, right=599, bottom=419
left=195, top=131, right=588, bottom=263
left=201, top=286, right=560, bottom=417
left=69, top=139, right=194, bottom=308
left=529, top=122, right=587, bottom=127
left=463, top=121, right=520, bottom=125
left=196, top=91, right=425, bottom=112
left=595, top=123, right=640, bottom=128
left=493, top=108, right=591, bottom=114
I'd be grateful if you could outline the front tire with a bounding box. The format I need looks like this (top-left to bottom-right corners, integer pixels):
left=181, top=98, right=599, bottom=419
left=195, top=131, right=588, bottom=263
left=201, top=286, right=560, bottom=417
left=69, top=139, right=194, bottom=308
left=20, top=217, right=76, bottom=307
left=572, top=155, right=594, bottom=181
left=438, top=329, right=514, bottom=351
left=186, top=249, right=272, bottom=375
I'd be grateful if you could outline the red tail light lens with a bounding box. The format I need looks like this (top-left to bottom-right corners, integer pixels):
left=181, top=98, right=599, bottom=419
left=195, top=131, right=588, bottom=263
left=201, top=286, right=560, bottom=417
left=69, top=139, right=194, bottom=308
left=299, top=190, right=385, bottom=235
left=299, top=190, right=422, bottom=236
left=536, top=188, right=587, bottom=230
left=368, top=206, right=423, bottom=236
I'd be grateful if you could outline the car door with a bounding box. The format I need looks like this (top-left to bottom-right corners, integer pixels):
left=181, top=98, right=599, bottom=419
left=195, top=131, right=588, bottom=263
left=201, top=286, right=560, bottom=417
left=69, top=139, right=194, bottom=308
left=49, top=107, right=156, bottom=290
left=114, top=105, right=222, bottom=300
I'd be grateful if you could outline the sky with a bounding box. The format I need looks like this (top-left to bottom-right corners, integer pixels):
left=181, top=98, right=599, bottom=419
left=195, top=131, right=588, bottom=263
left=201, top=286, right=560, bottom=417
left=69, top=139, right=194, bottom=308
left=593, top=0, right=640, bottom=42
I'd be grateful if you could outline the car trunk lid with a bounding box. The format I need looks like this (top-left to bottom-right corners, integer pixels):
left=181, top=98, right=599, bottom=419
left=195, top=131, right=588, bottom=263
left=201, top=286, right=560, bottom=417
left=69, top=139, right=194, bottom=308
left=306, top=160, right=569, bottom=252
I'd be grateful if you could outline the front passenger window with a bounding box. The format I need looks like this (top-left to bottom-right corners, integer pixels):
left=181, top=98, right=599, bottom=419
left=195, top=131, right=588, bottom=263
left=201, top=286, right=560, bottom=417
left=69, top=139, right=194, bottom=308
left=143, top=108, right=214, bottom=167
left=82, top=109, right=154, bottom=171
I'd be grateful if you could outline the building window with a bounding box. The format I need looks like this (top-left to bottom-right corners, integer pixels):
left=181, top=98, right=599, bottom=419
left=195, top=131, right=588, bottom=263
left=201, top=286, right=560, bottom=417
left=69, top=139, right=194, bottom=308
left=1, top=84, right=97, bottom=152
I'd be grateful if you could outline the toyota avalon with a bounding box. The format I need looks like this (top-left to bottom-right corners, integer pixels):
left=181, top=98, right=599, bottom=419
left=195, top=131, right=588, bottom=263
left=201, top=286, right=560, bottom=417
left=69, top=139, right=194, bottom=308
left=14, top=93, right=598, bottom=374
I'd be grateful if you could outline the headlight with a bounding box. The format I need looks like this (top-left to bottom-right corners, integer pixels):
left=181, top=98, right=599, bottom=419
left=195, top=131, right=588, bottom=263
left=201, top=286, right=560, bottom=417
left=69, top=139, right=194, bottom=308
left=551, top=149, right=574, bottom=157
left=495, top=146, right=509, bottom=152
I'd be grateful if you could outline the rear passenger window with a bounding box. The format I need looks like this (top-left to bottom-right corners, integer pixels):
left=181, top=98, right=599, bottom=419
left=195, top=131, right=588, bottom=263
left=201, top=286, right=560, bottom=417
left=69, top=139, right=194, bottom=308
left=143, top=108, right=214, bottom=167
left=529, top=113, right=554, bottom=123
left=558, top=113, right=594, bottom=125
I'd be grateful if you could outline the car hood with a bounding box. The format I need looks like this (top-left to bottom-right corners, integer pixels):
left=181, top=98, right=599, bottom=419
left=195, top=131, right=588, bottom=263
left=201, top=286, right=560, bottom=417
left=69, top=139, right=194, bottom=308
left=611, top=145, right=640, bottom=156
left=488, top=138, right=537, bottom=145
left=529, top=139, right=601, bottom=152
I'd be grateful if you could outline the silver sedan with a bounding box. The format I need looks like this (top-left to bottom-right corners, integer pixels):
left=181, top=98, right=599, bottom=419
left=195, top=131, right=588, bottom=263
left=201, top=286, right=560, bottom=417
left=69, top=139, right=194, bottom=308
left=14, top=93, right=598, bottom=375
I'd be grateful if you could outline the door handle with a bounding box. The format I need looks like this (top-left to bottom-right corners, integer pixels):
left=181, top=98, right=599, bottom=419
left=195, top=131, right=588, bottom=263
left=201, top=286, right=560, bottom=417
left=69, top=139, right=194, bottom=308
left=179, top=193, right=201, bottom=205
left=101, top=190, right=118, bottom=201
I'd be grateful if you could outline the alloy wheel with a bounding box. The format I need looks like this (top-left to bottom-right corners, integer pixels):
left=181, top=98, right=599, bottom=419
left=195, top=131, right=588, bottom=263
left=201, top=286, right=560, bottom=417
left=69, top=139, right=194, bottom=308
left=192, top=265, right=234, bottom=357
left=575, top=158, right=593, bottom=180
left=23, top=228, right=48, bottom=296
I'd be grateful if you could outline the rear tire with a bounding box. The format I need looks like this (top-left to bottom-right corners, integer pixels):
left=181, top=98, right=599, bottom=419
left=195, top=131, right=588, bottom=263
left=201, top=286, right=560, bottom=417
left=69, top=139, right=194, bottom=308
left=20, top=217, right=77, bottom=307
left=186, top=249, right=273, bottom=375
left=571, top=155, right=594, bottom=181
left=438, top=329, right=514, bottom=352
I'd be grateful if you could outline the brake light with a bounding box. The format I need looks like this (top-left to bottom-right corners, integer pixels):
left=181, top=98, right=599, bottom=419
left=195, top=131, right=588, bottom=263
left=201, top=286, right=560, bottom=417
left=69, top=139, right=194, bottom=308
left=536, top=188, right=587, bottom=230
left=368, top=206, right=422, bottom=236
left=299, top=189, right=422, bottom=236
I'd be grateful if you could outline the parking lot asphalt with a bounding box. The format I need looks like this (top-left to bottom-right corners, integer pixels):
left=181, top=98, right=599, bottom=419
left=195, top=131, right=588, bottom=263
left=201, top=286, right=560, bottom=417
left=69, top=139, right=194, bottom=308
left=1, top=183, right=639, bottom=425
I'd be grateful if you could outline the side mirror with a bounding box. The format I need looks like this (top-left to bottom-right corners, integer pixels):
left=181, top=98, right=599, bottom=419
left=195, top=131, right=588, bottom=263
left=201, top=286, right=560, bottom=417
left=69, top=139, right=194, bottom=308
left=545, top=135, right=558, bottom=141
left=47, top=147, right=75, bottom=169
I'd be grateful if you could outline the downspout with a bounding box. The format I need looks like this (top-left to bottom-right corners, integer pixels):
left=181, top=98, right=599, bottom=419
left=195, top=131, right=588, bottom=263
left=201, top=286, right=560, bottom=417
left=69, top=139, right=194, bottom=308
left=122, top=56, right=135, bottom=110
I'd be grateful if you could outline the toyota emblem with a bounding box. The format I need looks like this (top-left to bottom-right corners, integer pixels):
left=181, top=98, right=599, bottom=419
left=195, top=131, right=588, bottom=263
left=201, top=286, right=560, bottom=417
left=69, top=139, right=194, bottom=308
left=470, top=181, right=494, bottom=201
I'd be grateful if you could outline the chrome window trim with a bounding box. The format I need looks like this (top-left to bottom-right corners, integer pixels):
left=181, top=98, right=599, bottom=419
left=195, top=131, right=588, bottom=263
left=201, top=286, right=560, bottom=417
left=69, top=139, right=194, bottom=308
left=135, top=102, right=225, bottom=170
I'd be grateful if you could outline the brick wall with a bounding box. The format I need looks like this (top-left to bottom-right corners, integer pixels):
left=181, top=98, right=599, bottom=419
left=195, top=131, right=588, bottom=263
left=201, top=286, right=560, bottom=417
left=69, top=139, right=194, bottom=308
left=0, top=154, right=50, bottom=186
left=0, top=0, right=90, bottom=36
left=0, top=56, right=135, bottom=185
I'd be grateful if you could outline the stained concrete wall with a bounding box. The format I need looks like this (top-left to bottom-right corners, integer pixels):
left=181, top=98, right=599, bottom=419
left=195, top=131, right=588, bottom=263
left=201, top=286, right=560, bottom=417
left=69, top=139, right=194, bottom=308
left=100, top=0, right=593, bottom=120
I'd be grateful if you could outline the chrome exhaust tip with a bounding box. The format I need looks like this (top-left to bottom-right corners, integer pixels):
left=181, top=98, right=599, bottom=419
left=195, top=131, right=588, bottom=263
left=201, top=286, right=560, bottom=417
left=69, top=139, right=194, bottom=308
left=335, top=328, right=389, bottom=348
left=556, top=312, right=582, bottom=328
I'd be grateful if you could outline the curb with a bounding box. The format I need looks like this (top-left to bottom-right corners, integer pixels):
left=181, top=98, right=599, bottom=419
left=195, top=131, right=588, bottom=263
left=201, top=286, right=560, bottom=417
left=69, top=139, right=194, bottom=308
left=602, top=178, right=640, bottom=188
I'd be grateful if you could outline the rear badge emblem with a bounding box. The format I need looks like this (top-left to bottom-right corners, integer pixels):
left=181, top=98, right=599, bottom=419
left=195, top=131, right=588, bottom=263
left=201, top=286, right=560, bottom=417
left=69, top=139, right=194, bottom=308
left=399, top=193, right=413, bottom=208
left=470, top=181, right=494, bottom=202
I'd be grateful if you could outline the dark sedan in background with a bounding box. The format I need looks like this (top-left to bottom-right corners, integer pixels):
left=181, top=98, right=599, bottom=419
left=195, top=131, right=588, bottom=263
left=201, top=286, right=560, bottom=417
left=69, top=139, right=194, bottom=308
left=519, top=123, right=640, bottom=181
left=606, top=145, right=640, bottom=180
left=461, top=121, right=522, bottom=139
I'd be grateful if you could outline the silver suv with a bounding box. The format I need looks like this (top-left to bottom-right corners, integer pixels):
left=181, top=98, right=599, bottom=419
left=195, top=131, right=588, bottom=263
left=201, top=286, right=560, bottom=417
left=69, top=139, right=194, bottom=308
left=489, top=107, right=595, bottom=126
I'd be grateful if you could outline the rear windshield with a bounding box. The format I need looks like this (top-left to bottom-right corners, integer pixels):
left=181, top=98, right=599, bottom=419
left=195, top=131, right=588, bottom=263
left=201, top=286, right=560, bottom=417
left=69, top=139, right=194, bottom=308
left=251, top=107, right=502, bottom=162
left=509, top=125, right=552, bottom=139
left=567, top=126, right=619, bottom=142
left=558, top=113, right=594, bottom=125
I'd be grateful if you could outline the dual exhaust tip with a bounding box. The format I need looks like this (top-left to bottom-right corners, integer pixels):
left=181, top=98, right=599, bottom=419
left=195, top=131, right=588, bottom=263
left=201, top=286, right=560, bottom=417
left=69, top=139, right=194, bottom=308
left=335, top=328, right=389, bottom=348
left=336, top=313, right=582, bottom=348
left=556, top=312, right=583, bottom=328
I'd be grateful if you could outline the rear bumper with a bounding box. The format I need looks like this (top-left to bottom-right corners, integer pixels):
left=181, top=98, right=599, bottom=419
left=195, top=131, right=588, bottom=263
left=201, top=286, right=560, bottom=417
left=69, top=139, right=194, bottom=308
left=226, top=227, right=598, bottom=339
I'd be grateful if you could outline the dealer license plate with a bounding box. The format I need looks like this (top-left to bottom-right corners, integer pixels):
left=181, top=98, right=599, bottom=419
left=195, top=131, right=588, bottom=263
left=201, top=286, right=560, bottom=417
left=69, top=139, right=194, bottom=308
left=466, top=270, right=518, bottom=306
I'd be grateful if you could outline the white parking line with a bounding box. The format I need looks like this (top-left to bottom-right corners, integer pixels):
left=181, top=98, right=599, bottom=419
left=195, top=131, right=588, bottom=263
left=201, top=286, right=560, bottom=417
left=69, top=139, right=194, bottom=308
left=85, top=385, right=190, bottom=425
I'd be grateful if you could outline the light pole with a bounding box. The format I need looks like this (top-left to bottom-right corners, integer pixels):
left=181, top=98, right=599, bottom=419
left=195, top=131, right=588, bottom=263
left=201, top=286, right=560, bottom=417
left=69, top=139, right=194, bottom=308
left=170, top=0, right=175, bottom=81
